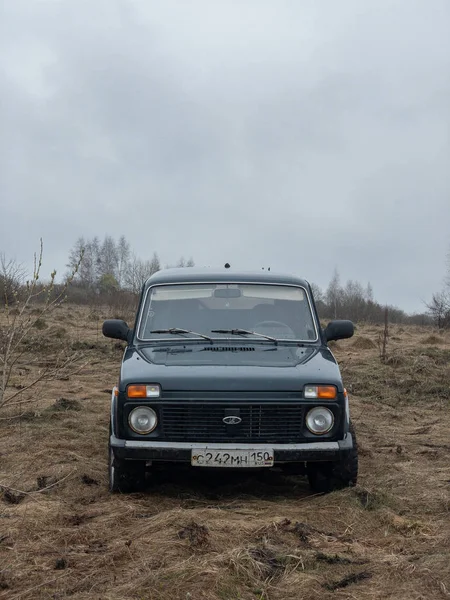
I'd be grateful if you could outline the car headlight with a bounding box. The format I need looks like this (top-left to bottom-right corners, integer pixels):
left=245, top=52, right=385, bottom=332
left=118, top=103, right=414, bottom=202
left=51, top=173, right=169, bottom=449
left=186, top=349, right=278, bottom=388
left=128, top=407, right=158, bottom=434
left=306, top=407, right=334, bottom=434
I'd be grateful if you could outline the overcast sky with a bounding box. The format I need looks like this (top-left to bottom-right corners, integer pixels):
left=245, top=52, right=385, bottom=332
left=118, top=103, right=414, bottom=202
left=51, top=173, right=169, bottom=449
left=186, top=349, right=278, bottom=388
left=1, top=0, right=449, bottom=313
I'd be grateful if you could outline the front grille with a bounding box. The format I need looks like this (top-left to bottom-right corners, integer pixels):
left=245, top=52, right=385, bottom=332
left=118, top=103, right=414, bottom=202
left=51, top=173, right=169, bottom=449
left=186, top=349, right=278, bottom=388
left=160, top=403, right=304, bottom=443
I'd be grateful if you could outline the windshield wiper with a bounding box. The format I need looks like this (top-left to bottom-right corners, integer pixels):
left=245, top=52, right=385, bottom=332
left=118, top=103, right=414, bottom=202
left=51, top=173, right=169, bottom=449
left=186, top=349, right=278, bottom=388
left=211, top=328, right=278, bottom=344
left=150, top=328, right=213, bottom=342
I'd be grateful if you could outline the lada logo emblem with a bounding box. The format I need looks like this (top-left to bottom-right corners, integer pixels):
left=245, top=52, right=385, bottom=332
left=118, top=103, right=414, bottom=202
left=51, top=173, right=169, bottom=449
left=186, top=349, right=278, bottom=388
left=223, top=416, right=242, bottom=425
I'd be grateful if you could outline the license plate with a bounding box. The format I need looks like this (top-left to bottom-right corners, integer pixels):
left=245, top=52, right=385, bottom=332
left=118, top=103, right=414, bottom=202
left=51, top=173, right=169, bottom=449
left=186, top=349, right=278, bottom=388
left=191, top=449, right=274, bottom=468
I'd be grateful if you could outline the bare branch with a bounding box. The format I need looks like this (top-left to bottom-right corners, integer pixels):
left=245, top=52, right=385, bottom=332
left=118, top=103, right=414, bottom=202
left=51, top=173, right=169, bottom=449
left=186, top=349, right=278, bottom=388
left=0, top=240, right=84, bottom=411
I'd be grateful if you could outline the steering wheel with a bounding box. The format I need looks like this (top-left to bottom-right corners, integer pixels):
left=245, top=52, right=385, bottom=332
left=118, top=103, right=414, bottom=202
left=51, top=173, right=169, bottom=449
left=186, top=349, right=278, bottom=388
left=253, top=320, right=295, bottom=337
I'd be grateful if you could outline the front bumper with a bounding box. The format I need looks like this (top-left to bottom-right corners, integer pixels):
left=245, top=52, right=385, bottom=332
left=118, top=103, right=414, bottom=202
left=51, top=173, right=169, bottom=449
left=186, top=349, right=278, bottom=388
left=110, top=432, right=354, bottom=463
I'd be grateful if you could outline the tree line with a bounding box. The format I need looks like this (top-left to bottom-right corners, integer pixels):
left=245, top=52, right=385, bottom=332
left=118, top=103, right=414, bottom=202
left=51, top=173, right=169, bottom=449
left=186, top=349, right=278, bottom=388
left=66, top=235, right=194, bottom=296
left=310, top=268, right=429, bottom=326
left=65, top=236, right=429, bottom=325
left=425, top=246, right=450, bottom=329
left=1, top=236, right=435, bottom=325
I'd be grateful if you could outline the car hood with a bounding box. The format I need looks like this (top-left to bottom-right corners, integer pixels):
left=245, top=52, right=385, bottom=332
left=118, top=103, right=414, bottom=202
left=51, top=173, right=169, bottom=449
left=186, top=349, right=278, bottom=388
left=119, top=343, right=343, bottom=392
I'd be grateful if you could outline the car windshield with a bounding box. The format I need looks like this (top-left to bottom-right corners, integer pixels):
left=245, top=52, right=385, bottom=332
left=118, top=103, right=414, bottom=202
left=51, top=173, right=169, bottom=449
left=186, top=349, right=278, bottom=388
left=137, top=283, right=318, bottom=342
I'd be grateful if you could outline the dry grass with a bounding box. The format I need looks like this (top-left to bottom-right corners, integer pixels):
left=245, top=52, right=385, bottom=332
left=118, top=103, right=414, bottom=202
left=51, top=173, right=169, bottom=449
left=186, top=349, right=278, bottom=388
left=351, top=336, right=376, bottom=350
left=0, top=308, right=449, bottom=599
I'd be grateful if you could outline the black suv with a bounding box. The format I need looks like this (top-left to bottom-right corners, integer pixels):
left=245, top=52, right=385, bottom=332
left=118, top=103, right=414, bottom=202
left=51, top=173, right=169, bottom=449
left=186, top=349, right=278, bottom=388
left=103, top=268, right=357, bottom=493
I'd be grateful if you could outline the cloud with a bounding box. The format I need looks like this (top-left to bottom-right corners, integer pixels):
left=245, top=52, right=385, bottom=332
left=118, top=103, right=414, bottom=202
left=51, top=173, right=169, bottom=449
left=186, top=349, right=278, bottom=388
left=0, top=0, right=449, bottom=312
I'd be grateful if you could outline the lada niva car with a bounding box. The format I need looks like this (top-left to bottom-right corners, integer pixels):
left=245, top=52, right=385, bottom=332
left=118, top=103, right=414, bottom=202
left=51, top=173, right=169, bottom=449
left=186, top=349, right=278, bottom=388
left=103, top=267, right=357, bottom=493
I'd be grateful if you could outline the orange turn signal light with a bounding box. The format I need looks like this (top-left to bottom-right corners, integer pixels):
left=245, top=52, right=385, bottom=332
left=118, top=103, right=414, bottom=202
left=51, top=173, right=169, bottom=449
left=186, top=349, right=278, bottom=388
left=126, top=384, right=161, bottom=398
left=317, top=385, right=337, bottom=399
left=127, top=385, right=148, bottom=398
left=304, top=385, right=337, bottom=399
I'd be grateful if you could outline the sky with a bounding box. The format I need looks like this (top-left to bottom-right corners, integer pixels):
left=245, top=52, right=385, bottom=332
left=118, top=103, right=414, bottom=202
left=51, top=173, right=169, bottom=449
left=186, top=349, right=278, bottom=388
left=1, top=0, right=449, bottom=313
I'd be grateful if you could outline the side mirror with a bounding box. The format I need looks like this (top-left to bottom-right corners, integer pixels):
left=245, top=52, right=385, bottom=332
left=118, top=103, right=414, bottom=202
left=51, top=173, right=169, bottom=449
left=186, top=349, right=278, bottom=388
left=324, top=320, right=354, bottom=342
left=102, top=319, right=132, bottom=343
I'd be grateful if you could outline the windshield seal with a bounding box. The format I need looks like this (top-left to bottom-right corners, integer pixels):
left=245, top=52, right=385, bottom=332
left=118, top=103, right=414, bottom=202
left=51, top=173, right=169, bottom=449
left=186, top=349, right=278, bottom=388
left=135, top=281, right=320, bottom=344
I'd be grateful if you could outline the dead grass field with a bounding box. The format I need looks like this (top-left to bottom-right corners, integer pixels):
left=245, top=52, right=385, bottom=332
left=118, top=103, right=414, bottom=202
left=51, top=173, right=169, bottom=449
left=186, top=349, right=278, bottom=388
left=1, top=306, right=449, bottom=600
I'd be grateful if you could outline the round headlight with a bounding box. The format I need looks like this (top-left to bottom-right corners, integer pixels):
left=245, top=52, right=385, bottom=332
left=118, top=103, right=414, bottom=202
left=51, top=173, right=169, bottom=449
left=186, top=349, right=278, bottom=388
left=129, top=407, right=157, bottom=434
left=306, top=407, right=334, bottom=434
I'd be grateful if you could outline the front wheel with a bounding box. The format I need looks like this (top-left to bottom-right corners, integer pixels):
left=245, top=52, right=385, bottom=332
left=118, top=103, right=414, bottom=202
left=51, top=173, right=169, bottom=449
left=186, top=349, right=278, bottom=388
left=307, top=421, right=358, bottom=493
left=109, top=446, right=147, bottom=493
left=108, top=421, right=146, bottom=493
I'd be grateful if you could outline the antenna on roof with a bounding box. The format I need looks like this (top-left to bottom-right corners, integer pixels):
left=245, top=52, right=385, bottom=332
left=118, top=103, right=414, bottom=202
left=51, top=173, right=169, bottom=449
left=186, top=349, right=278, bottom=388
left=224, top=263, right=230, bottom=269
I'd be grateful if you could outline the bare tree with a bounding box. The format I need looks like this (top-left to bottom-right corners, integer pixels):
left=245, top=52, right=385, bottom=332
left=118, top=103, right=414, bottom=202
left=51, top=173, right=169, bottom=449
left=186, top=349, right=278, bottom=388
left=116, top=235, right=131, bottom=289
left=425, top=291, right=450, bottom=329
left=342, top=279, right=366, bottom=322
left=98, top=236, right=119, bottom=280
left=326, top=268, right=343, bottom=319
left=67, top=235, right=166, bottom=296
left=0, top=240, right=83, bottom=412
left=149, top=252, right=161, bottom=274
left=124, top=253, right=160, bottom=295
left=425, top=242, right=450, bottom=329
left=0, top=254, right=26, bottom=305
left=378, top=306, right=389, bottom=363
left=67, top=237, right=99, bottom=289
left=310, top=283, right=324, bottom=303
left=166, top=256, right=195, bottom=269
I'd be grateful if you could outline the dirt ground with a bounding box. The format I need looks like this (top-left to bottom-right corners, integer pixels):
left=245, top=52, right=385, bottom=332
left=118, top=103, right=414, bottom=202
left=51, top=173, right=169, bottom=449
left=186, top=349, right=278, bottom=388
left=0, top=305, right=449, bottom=599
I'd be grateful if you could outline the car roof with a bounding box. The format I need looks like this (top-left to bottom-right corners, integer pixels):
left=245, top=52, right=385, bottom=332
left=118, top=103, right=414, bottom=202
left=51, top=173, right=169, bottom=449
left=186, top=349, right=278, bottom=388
left=144, top=267, right=310, bottom=288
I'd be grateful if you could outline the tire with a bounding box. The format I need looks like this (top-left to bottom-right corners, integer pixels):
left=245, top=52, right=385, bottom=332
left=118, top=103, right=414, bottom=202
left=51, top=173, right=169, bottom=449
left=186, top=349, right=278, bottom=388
left=307, top=421, right=358, bottom=494
left=108, top=422, right=146, bottom=493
